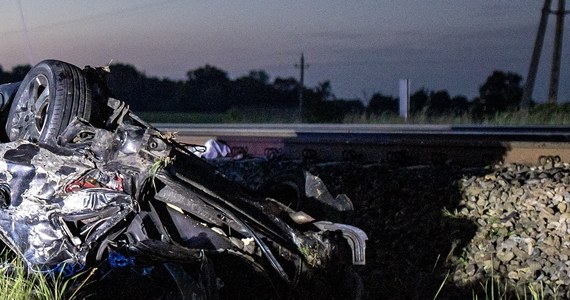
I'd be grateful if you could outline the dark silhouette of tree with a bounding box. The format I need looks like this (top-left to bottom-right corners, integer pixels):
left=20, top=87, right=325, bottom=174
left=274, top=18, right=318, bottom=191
left=315, top=81, right=335, bottom=101
left=106, top=63, right=302, bottom=114
left=232, top=70, right=273, bottom=108
left=6, top=61, right=531, bottom=124
left=10, top=65, right=32, bottom=81
left=273, top=77, right=298, bottom=93
left=326, top=99, right=364, bottom=121
left=410, top=89, right=429, bottom=114
left=299, top=81, right=362, bottom=123
left=187, top=65, right=229, bottom=85
left=450, top=95, right=470, bottom=116
left=470, top=97, right=486, bottom=121
left=0, top=64, right=31, bottom=83
left=305, top=81, right=348, bottom=123
left=478, top=71, right=523, bottom=114
left=0, top=66, right=8, bottom=83
left=367, top=93, right=398, bottom=116
left=183, top=65, right=231, bottom=112
left=272, top=77, right=299, bottom=108
left=426, top=90, right=451, bottom=116
left=107, top=63, right=182, bottom=112
left=408, top=89, right=470, bottom=118
left=246, top=70, right=269, bottom=85
left=144, top=77, right=183, bottom=111
left=107, top=63, right=147, bottom=111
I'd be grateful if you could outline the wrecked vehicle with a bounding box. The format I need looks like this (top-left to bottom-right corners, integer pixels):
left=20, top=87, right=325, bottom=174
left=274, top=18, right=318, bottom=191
left=202, top=153, right=356, bottom=220
left=0, top=60, right=367, bottom=299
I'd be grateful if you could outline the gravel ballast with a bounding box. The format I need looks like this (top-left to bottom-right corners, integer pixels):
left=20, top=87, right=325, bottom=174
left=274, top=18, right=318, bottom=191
left=310, top=161, right=570, bottom=299
left=453, top=162, right=570, bottom=298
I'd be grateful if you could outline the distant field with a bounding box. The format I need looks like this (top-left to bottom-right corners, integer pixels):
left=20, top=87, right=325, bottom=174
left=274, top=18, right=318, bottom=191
left=136, top=104, right=570, bottom=125
left=136, top=107, right=300, bottom=123
left=136, top=111, right=227, bottom=123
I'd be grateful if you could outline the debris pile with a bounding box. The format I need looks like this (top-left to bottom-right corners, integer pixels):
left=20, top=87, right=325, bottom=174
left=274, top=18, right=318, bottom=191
left=453, top=163, right=570, bottom=298
left=311, top=161, right=570, bottom=299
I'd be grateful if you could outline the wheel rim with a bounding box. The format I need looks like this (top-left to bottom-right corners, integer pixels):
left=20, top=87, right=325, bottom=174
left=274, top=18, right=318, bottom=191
left=12, top=74, right=50, bottom=141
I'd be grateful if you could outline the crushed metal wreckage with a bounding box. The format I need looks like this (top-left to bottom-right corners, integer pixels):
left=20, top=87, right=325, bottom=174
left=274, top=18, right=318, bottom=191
left=195, top=139, right=356, bottom=217
left=0, top=60, right=367, bottom=299
left=209, top=157, right=355, bottom=215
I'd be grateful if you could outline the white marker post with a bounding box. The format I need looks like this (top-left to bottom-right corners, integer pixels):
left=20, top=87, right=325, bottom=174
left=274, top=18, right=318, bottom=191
left=399, top=79, right=410, bottom=120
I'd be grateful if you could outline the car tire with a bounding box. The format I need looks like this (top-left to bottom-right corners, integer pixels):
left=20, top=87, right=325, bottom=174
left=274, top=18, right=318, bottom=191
left=5, top=60, right=92, bottom=145
left=261, top=171, right=305, bottom=211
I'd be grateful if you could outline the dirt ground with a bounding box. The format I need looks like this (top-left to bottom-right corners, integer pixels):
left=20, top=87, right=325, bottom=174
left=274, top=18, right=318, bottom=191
left=312, top=163, right=487, bottom=299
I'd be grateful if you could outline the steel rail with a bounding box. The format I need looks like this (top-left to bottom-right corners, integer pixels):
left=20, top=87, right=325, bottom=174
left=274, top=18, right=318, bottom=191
left=153, top=124, right=570, bottom=166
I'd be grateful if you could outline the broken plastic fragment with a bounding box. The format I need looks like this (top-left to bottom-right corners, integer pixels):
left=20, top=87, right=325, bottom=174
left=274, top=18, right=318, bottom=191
left=304, top=171, right=354, bottom=211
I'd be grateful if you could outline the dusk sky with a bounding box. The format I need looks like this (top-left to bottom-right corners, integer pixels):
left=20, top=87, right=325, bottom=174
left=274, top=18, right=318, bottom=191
left=0, top=1, right=569, bottom=102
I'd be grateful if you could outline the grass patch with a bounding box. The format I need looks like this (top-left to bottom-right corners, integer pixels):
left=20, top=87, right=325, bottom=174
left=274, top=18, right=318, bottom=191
left=135, top=111, right=227, bottom=123
left=223, top=107, right=299, bottom=123
left=469, top=278, right=553, bottom=300
left=136, top=104, right=570, bottom=125
left=431, top=271, right=557, bottom=300
left=0, top=248, right=91, bottom=300
left=348, top=104, right=570, bottom=125
left=136, top=107, right=299, bottom=124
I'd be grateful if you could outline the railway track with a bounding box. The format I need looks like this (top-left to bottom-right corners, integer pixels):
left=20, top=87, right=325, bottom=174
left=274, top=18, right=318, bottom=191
left=153, top=124, right=570, bottom=166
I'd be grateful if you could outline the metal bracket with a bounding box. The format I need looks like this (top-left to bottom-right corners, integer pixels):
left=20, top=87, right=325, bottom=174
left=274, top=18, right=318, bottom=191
left=313, top=221, right=368, bottom=265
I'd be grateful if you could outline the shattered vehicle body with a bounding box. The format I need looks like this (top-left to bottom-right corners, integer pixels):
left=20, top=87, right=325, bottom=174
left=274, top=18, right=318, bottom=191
left=207, top=156, right=356, bottom=217
left=0, top=60, right=367, bottom=299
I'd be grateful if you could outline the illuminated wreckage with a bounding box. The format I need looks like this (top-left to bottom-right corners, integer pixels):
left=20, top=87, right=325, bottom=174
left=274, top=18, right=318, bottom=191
left=0, top=60, right=367, bottom=299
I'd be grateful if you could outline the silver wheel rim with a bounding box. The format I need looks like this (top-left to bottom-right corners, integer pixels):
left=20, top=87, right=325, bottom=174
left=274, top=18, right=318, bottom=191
left=11, top=74, right=50, bottom=141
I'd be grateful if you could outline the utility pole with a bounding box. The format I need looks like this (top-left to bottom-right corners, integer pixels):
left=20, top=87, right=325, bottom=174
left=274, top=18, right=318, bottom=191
left=522, top=0, right=552, bottom=108
left=522, top=0, right=568, bottom=107
left=548, top=0, right=566, bottom=103
left=295, top=53, right=308, bottom=122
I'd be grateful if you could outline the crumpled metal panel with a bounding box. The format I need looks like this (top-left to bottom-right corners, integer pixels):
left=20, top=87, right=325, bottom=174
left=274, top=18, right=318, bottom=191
left=0, top=117, right=166, bottom=271
left=0, top=114, right=368, bottom=300
left=0, top=141, right=93, bottom=268
left=209, top=157, right=278, bottom=191
left=304, top=171, right=354, bottom=211
left=210, top=158, right=355, bottom=212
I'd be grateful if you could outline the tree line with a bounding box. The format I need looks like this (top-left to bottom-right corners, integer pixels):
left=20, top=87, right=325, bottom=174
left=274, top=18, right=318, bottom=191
left=1, top=62, right=532, bottom=122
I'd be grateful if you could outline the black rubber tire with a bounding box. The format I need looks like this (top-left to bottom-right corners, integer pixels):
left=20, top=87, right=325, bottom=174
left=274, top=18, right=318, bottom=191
left=5, top=60, right=92, bottom=145
left=261, top=171, right=305, bottom=211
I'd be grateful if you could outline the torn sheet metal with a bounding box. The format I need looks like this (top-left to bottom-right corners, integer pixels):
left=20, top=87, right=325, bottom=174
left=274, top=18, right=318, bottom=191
left=0, top=61, right=368, bottom=298
left=0, top=117, right=165, bottom=271
left=0, top=117, right=367, bottom=299
left=304, top=171, right=354, bottom=212
left=210, top=158, right=355, bottom=213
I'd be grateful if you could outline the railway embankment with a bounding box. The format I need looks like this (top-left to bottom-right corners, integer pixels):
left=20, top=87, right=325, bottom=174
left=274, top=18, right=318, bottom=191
left=311, top=161, right=570, bottom=299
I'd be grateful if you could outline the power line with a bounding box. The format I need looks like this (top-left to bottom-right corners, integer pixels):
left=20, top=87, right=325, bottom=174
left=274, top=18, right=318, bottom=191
left=2, top=0, right=184, bottom=35
left=16, top=0, right=34, bottom=64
